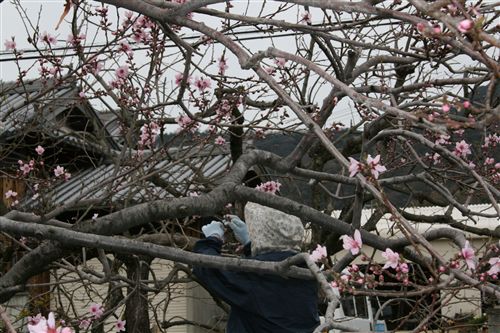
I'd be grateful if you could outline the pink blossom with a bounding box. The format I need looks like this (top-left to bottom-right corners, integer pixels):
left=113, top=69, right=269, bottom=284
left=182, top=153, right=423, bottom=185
left=348, top=157, right=361, bottom=177
left=176, top=115, right=199, bottom=133
left=366, top=154, right=387, bottom=179
left=432, top=24, right=442, bottom=34
left=118, top=41, right=133, bottom=56
left=442, top=104, right=450, bottom=113
left=255, top=128, right=266, bottom=139
left=300, top=11, right=312, bottom=24
left=4, top=38, right=16, bottom=50
left=27, top=312, right=73, bottom=333
left=483, top=134, right=500, bottom=148
left=255, top=180, right=281, bottom=195
left=88, top=60, right=104, bottom=75
left=79, top=319, right=91, bottom=330
left=341, top=230, right=362, bottom=255
left=66, top=34, right=85, bottom=46
left=64, top=172, right=71, bottom=181
left=435, top=134, right=450, bottom=145
left=485, top=157, right=495, bottom=165
left=432, top=153, right=441, bottom=165
left=496, top=163, right=500, bottom=170
left=399, top=262, right=409, bottom=273
left=175, top=73, right=191, bottom=86
left=28, top=316, right=49, bottom=333
left=457, top=19, right=474, bottom=33
left=89, top=303, right=104, bottom=319
left=416, top=22, right=427, bottom=32
left=139, top=122, right=160, bottom=148
left=115, top=319, right=126, bottom=332
left=461, top=241, right=477, bottom=270
left=215, top=136, right=226, bottom=145
left=381, top=248, right=400, bottom=269
left=194, top=77, right=211, bottom=91
left=134, top=16, right=147, bottom=28
left=96, top=6, right=108, bottom=15
left=40, top=31, right=57, bottom=46
left=216, top=99, right=232, bottom=118
left=35, top=145, right=45, bottom=155
left=218, top=56, right=228, bottom=75
left=310, top=244, right=327, bottom=262
left=19, top=160, right=34, bottom=175
left=124, top=10, right=134, bottom=19
left=454, top=140, right=471, bottom=158
left=54, top=166, right=66, bottom=177
left=487, top=257, right=500, bottom=276
left=115, top=65, right=129, bottom=79
left=463, top=100, right=471, bottom=108
left=132, top=29, right=149, bottom=44
left=5, top=190, right=17, bottom=199
left=274, top=57, right=286, bottom=69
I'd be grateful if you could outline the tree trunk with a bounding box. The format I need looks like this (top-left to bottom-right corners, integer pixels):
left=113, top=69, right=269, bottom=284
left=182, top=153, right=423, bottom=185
left=123, top=255, right=152, bottom=333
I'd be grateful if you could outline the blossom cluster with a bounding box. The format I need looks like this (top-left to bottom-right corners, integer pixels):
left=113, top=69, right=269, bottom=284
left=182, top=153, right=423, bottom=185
left=4, top=146, right=72, bottom=208
left=311, top=236, right=499, bottom=294
left=139, top=121, right=161, bottom=148
left=176, top=115, right=199, bottom=133
left=348, top=154, right=387, bottom=179
left=255, top=180, right=282, bottom=194
left=341, top=230, right=363, bottom=255
left=27, top=312, right=72, bottom=333
left=310, top=244, right=327, bottom=262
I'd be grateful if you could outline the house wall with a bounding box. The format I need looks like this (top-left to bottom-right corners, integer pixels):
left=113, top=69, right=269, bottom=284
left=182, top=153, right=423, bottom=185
left=49, top=258, right=192, bottom=333
left=331, top=204, right=498, bottom=319
left=186, top=283, right=226, bottom=333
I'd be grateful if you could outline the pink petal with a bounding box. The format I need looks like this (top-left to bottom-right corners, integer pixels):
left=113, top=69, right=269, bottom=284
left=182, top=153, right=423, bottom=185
left=354, top=230, right=362, bottom=246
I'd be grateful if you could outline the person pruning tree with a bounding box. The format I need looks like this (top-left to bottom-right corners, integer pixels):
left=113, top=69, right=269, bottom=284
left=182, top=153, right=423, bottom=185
left=193, top=202, right=320, bottom=333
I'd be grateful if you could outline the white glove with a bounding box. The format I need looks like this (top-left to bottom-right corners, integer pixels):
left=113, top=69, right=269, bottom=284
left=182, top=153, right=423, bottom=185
left=227, top=215, right=250, bottom=245
left=202, top=221, right=225, bottom=241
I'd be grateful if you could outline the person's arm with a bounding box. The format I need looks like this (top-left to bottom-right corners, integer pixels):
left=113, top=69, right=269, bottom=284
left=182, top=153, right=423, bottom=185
left=193, top=224, right=257, bottom=309
left=193, top=236, right=224, bottom=255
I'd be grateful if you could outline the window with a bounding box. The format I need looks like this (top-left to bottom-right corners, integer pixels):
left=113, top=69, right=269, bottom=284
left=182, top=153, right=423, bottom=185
left=340, top=295, right=368, bottom=318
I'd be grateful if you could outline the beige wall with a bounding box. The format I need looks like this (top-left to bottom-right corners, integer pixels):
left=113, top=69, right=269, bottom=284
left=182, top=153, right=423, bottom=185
left=50, top=258, right=193, bottom=333
left=331, top=204, right=498, bottom=318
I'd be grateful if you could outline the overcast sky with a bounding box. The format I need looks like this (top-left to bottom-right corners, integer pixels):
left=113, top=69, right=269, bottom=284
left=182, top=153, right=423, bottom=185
left=0, top=1, right=399, bottom=127
left=1, top=1, right=74, bottom=80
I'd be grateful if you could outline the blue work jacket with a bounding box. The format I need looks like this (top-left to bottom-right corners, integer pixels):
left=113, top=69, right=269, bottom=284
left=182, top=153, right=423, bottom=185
left=193, top=237, right=320, bottom=333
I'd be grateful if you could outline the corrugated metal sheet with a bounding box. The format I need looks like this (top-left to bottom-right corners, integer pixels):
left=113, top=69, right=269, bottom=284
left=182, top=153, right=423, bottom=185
left=22, top=149, right=232, bottom=209
left=0, top=80, right=118, bottom=150
left=0, top=85, right=74, bottom=136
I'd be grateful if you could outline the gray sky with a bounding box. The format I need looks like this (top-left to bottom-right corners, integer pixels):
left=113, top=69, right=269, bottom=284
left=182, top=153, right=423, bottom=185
left=0, top=1, right=368, bottom=127
left=1, top=1, right=74, bottom=80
